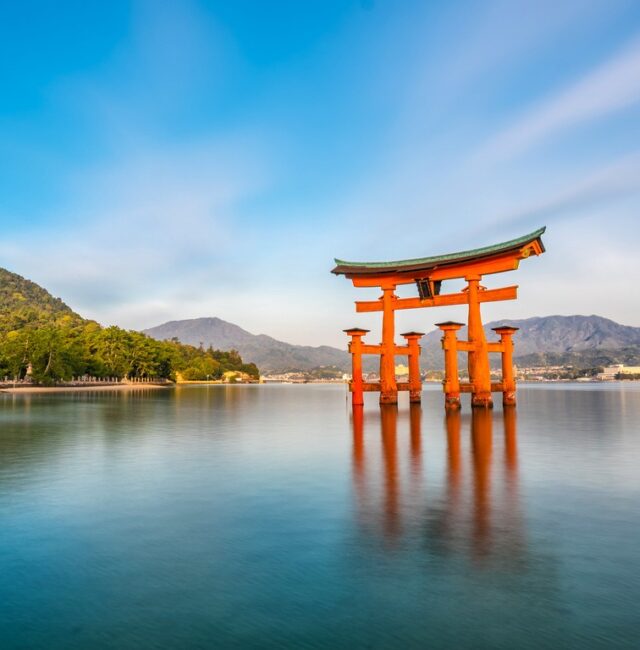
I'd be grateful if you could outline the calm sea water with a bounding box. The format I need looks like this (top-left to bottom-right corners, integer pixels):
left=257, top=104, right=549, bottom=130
left=1, top=384, right=639, bottom=649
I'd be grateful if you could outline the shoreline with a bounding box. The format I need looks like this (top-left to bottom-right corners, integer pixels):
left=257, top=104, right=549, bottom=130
left=0, top=383, right=172, bottom=394
left=2, top=379, right=635, bottom=395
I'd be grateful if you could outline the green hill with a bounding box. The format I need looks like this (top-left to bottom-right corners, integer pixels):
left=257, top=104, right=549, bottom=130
left=0, top=268, right=259, bottom=384
left=0, top=268, right=82, bottom=333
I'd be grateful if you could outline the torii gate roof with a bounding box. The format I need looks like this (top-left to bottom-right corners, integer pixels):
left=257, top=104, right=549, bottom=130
left=332, top=226, right=546, bottom=276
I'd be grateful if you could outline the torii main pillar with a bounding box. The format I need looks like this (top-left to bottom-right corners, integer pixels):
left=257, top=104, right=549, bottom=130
left=466, top=276, right=492, bottom=408
left=379, top=285, right=397, bottom=404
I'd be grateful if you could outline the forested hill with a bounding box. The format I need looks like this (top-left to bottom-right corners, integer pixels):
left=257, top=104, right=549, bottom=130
left=0, top=268, right=259, bottom=384
left=0, top=268, right=81, bottom=331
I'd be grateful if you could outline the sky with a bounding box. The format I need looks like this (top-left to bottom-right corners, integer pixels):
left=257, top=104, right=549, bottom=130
left=1, top=0, right=640, bottom=347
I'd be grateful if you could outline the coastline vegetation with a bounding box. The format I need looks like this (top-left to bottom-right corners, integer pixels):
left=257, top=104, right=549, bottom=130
left=0, top=269, right=259, bottom=384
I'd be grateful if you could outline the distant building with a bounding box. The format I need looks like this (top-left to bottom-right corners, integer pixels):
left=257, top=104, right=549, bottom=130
left=597, top=364, right=640, bottom=380
left=394, top=363, right=409, bottom=377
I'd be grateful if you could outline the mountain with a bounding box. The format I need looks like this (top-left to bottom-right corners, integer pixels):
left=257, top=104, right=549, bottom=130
left=419, top=314, right=640, bottom=369
left=144, top=315, right=640, bottom=373
left=143, top=318, right=351, bottom=372
left=481, top=315, right=640, bottom=355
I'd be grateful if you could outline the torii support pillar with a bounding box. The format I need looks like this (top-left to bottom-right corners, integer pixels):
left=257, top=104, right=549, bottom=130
left=345, top=328, right=369, bottom=406
left=401, top=331, right=424, bottom=403
left=436, top=322, right=463, bottom=410
left=492, top=326, right=519, bottom=406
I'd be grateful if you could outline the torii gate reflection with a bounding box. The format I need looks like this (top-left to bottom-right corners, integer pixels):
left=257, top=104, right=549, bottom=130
left=351, top=404, right=524, bottom=562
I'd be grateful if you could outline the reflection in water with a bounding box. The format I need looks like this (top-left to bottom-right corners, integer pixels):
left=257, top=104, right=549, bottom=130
left=409, top=403, right=422, bottom=478
left=503, top=406, right=520, bottom=548
left=443, top=409, right=462, bottom=554
left=445, top=409, right=461, bottom=506
left=380, top=405, right=399, bottom=540
left=351, top=404, right=525, bottom=563
left=504, top=405, right=518, bottom=477
left=2, top=385, right=640, bottom=648
left=351, top=405, right=366, bottom=520
left=471, top=408, right=493, bottom=559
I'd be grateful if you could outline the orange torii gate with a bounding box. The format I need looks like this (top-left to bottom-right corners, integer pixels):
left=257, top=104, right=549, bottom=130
left=332, top=227, right=546, bottom=409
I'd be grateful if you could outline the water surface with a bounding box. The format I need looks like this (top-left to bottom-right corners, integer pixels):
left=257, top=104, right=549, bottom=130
left=1, top=384, right=639, bottom=649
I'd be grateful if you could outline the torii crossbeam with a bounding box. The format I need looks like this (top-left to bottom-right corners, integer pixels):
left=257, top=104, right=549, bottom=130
left=332, top=227, right=546, bottom=409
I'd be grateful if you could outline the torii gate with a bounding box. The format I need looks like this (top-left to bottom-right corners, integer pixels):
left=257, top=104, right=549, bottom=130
left=332, top=227, right=546, bottom=409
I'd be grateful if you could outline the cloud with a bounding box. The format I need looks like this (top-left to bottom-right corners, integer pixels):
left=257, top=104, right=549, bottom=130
left=477, top=36, right=640, bottom=162
left=0, top=132, right=273, bottom=328
left=0, top=0, right=278, bottom=331
left=483, top=152, right=640, bottom=232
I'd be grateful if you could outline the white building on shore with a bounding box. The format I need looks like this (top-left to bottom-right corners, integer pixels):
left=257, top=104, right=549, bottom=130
left=597, top=364, right=640, bottom=380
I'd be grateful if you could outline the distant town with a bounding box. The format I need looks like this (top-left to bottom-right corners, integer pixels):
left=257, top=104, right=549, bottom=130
left=261, top=363, right=640, bottom=384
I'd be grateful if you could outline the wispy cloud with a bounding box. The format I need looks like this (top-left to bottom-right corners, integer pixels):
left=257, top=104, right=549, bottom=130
left=477, top=36, right=640, bottom=162
left=0, top=0, right=277, bottom=331
left=0, top=133, right=272, bottom=328
left=485, top=152, right=640, bottom=232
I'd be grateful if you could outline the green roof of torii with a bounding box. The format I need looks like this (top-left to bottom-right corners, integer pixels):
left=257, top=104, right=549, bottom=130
left=332, top=226, right=546, bottom=276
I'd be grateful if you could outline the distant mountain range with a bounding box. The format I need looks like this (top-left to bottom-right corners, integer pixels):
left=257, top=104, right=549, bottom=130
left=143, top=315, right=640, bottom=372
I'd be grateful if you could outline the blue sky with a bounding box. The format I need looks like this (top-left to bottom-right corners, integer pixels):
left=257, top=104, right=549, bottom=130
left=1, top=0, right=640, bottom=346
